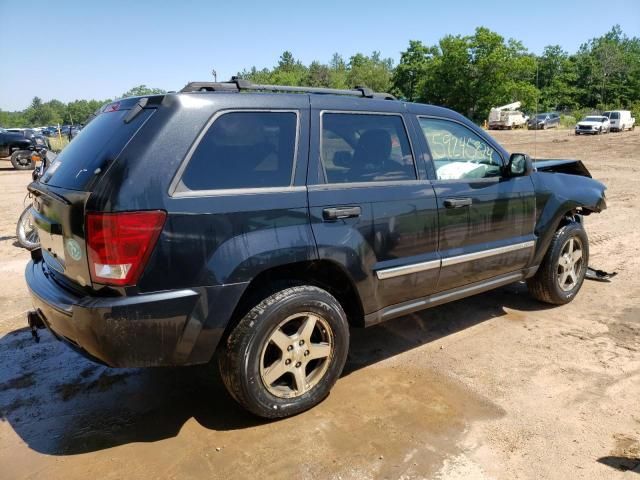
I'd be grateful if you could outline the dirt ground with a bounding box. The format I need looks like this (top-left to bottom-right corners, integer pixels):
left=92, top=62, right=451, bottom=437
left=0, top=128, right=639, bottom=480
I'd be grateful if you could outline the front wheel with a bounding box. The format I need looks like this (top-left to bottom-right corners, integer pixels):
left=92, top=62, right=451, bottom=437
left=218, top=285, right=349, bottom=418
left=527, top=222, right=589, bottom=305
left=16, top=205, right=40, bottom=249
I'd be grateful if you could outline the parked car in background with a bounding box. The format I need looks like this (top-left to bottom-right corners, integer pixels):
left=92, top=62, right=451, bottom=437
left=0, top=127, right=36, bottom=169
left=25, top=79, right=607, bottom=418
left=575, top=115, right=610, bottom=135
left=602, top=110, right=636, bottom=132
left=42, top=127, right=59, bottom=137
left=528, top=112, right=560, bottom=130
left=6, top=128, right=51, bottom=149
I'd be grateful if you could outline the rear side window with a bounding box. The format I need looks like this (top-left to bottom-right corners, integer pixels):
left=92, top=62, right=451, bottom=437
left=43, top=108, right=155, bottom=191
left=180, top=111, right=297, bottom=191
left=321, top=113, right=416, bottom=184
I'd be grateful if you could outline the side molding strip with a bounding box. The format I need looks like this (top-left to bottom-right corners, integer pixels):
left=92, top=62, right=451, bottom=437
left=441, top=241, right=535, bottom=267
left=375, top=240, right=535, bottom=280
left=376, top=259, right=441, bottom=280
left=365, top=270, right=531, bottom=327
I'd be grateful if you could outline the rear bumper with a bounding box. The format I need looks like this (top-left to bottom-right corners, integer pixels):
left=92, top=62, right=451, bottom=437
left=25, top=258, right=247, bottom=367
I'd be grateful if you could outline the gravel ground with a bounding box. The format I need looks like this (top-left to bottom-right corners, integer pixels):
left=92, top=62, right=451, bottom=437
left=0, top=128, right=638, bottom=479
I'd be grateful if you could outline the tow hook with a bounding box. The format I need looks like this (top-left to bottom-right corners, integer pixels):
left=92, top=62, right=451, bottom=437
left=27, top=310, right=45, bottom=343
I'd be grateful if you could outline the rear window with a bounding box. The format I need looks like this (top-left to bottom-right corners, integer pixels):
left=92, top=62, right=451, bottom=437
left=42, top=108, right=154, bottom=190
left=179, top=111, right=298, bottom=191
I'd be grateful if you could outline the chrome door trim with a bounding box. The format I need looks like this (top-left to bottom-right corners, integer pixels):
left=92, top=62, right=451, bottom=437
left=376, top=259, right=441, bottom=280
left=441, top=240, right=535, bottom=267
left=376, top=240, right=535, bottom=280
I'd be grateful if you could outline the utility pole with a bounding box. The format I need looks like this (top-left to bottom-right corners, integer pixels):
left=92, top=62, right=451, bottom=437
left=211, top=69, right=217, bottom=82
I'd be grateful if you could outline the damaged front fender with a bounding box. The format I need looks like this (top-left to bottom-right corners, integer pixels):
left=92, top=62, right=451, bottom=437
left=530, top=168, right=606, bottom=266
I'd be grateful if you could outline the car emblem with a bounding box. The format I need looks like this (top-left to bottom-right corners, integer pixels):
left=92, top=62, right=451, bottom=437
left=65, top=238, right=82, bottom=261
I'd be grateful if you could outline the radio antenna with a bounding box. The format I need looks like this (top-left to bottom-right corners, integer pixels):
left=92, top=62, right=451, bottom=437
left=534, top=62, right=539, bottom=160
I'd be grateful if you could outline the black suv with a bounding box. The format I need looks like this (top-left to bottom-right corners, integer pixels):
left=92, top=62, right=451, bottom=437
left=25, top=80, right=606, bottom=418
left=0, top=127, right=35, bottom=169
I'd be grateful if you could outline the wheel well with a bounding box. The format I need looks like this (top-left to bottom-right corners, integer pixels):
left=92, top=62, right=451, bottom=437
left=222, top=261, right=365, bottom=341
left=558, top=209, right=586, bottom=228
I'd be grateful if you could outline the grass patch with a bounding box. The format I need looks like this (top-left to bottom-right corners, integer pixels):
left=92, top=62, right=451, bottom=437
left=48, top=136, right=69, bottom=152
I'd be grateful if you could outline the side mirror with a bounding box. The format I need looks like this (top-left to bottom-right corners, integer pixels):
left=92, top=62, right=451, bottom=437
left=507, top=153, right=533, bottom=177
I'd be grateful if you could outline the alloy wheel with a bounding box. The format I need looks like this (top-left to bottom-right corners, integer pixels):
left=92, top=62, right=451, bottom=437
left=259, top=312, right=333, bottom=398
left=557, top=236, right=584, bottom=291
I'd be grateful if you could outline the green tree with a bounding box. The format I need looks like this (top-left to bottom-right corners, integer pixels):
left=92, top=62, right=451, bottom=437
left=120, top=85, right=166, bottom=98
left=399, top=28, right=539, bottom=121
left=537, top=45, right=578, bottom=111
left=306, top=61, right=331, bottom=87
left=347, top=51, right=394, bottom=92
left=328, top=53, right=348, bottom=89
left=574, top=25, right=640, bottom=110
left=393, top=40, right=436, bottom=101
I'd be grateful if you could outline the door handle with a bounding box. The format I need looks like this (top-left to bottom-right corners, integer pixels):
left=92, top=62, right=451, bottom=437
left=444, top=198, right=472, bottom=209
left=322, top=206, right=362, bottom=220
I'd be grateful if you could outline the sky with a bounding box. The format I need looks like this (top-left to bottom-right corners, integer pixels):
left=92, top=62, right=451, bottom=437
left=0, top=0, right=638, bottom=111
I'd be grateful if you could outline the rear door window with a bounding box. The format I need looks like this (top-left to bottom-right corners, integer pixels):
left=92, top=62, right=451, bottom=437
left=43, top=108, right=155, bottom=191
left=320, top=113, right=416, bottom=184
left=178, top=111, right=298, bottom=191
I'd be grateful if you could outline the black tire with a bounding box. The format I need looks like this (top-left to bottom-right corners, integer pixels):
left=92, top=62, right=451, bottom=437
left=218, top=285, right=349, bottom=418
left=527, top=222, right=589, bottom=305
left=16, top=205, right=40, bottom=250
left=10, top=150, right=34, bottom=170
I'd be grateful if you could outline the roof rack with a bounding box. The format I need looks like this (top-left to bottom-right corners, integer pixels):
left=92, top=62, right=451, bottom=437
left=180, top=77, right=396, bottom=100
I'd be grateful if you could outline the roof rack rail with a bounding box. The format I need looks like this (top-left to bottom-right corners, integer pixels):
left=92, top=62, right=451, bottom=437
left=180, top=77, right=396, bottom=100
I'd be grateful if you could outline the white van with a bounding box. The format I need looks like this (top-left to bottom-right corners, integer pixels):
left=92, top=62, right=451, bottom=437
left=602, top=110, right=636, bottom=132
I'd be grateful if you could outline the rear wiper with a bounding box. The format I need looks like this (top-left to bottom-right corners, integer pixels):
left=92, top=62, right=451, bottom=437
left=124, top=97, right=149, bottom=124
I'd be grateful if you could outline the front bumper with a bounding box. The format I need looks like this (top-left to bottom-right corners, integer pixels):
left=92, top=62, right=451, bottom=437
left=25, top=257, right=246, bottom=367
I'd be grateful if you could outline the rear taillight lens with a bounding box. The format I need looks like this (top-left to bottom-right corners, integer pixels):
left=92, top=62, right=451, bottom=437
left=86, top=211, right=166, bottom=286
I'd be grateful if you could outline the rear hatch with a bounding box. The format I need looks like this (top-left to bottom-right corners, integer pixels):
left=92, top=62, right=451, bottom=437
left=29, top=98, right=158, bottom=290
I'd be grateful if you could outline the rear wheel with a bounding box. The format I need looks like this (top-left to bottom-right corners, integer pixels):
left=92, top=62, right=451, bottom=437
left=10, top=150, right=34, bottom=170
left=218, top=285, right=349, bottom=418
left=527, top=222, right=589, bottom=305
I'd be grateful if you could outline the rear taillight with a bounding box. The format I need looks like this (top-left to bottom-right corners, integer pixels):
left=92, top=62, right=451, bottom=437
left=86, top=211, right=166, bottom=286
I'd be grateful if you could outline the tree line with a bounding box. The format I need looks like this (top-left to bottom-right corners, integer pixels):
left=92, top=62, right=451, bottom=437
left=0, top=85, right=166, bottom=128
left=240, top=25, right=639, bottom=122
left=2, top=25, right=638, bottom=127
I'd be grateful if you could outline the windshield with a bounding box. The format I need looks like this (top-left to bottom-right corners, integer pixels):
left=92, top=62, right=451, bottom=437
left=535, top=114, right=548, bottom=120
left=584, top=116, right=604, bottom=122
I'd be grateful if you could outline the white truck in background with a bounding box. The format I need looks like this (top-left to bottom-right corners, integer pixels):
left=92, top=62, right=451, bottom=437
left=602, top=110, right=635, bottom=132
left=488, top=102, right=528, bottom=130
